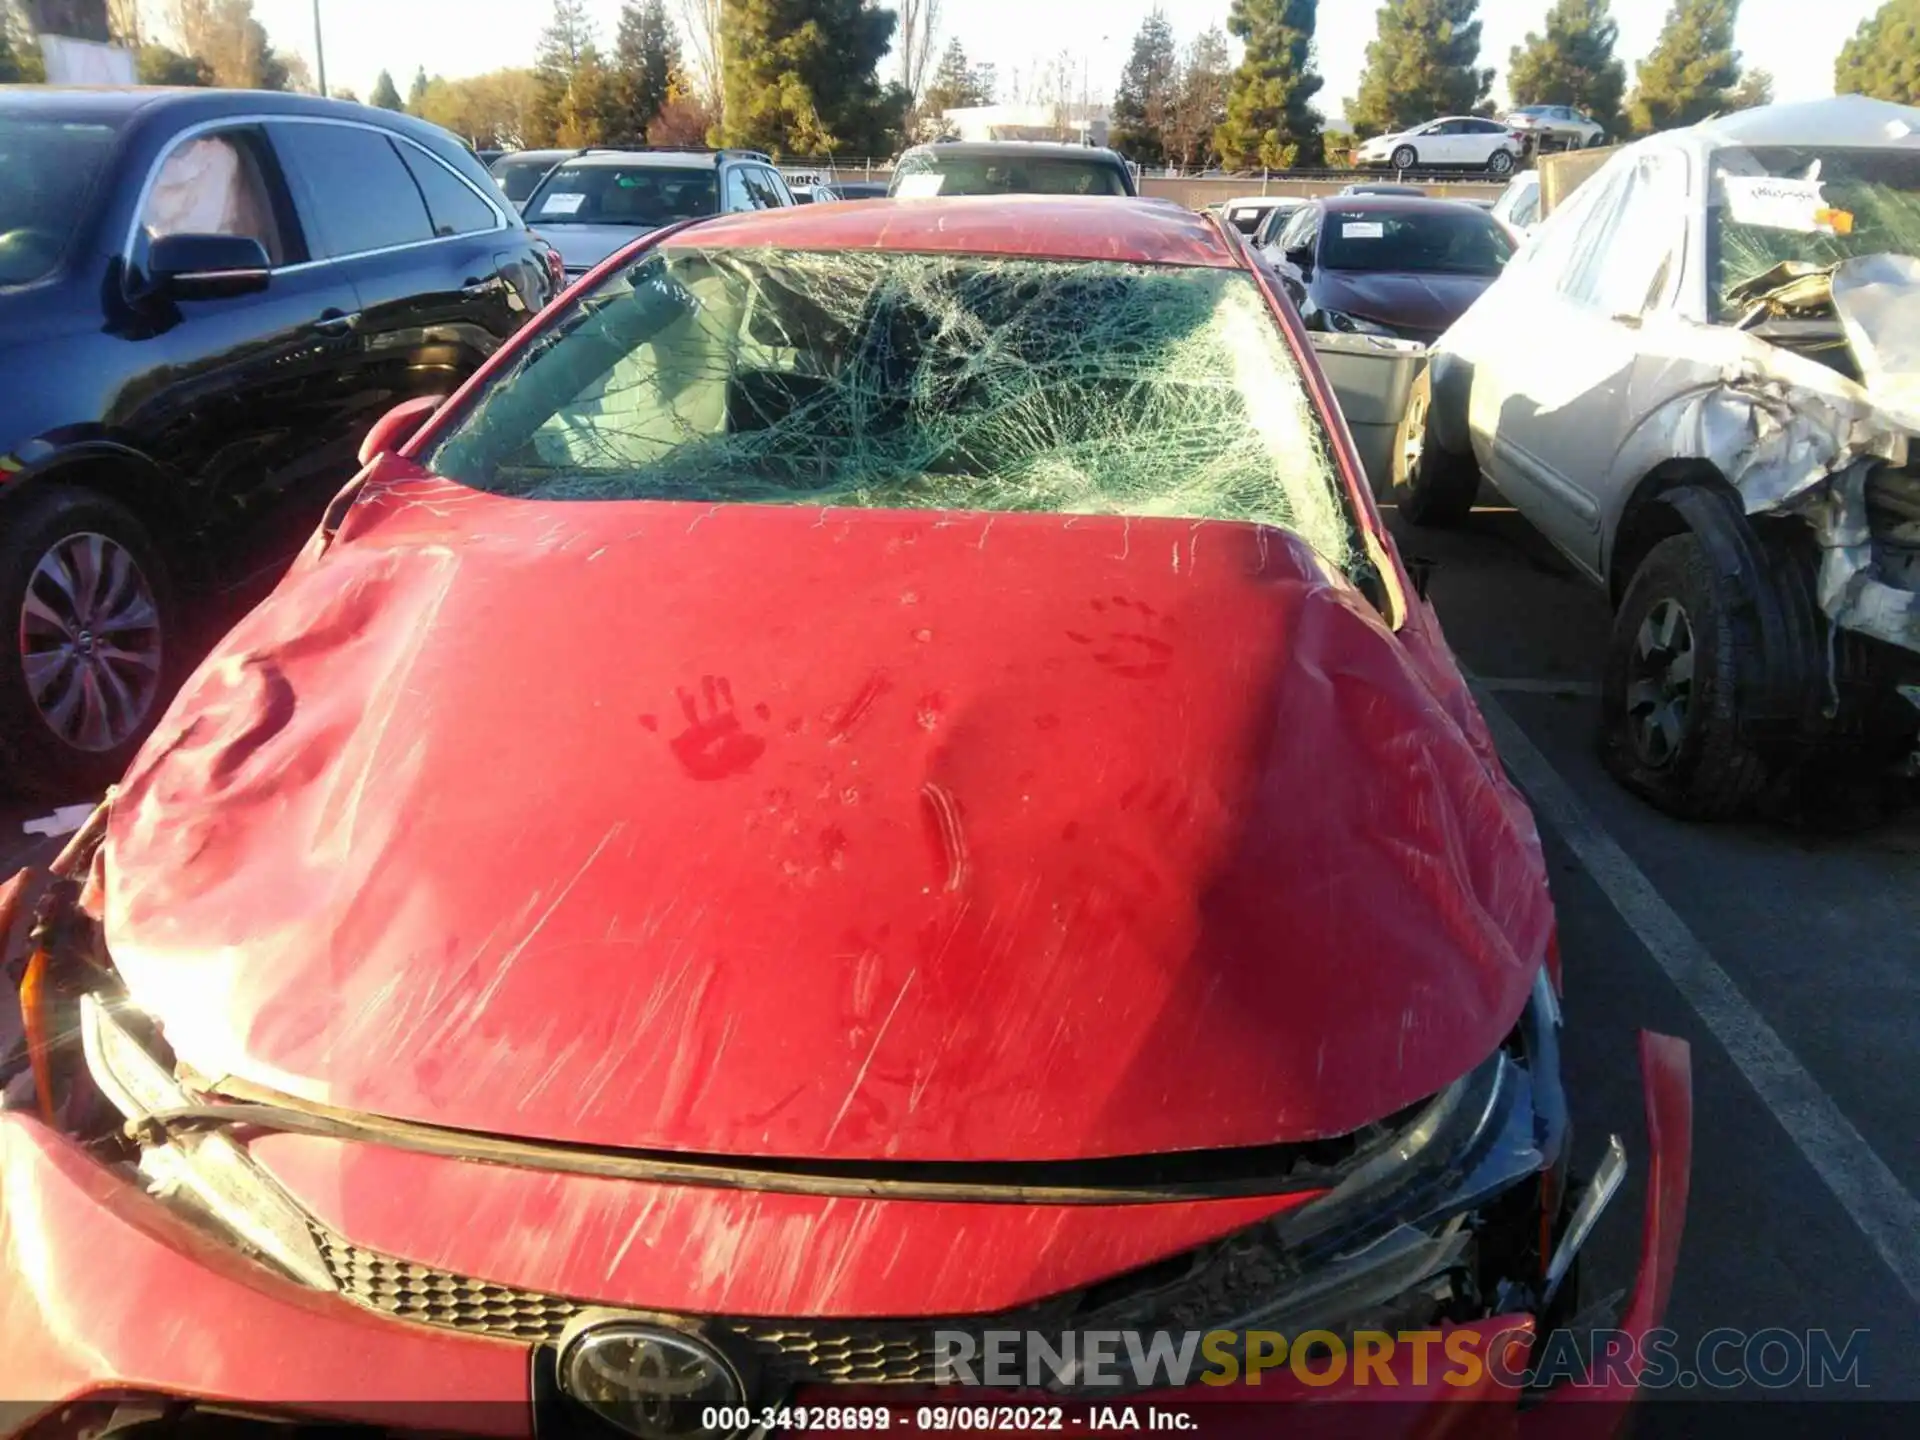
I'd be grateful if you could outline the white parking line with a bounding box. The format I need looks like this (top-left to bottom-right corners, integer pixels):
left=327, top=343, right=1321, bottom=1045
left=1472, top=684, right=1920, bottom=1312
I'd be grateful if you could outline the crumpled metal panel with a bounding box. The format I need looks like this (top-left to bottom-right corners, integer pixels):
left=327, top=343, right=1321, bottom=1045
left=102, top=472, right=1551, bottom=1168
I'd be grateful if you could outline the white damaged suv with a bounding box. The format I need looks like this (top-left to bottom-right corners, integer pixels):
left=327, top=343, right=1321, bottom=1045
left=1393, top=96, right=1920, bottom=818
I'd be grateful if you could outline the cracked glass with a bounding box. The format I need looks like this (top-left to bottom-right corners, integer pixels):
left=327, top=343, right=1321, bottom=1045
left=425, top=246, right=1364, bottom=580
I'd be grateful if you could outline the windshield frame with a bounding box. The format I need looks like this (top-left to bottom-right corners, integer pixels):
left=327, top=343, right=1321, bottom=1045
left=0, top=111, right=127, bottom=287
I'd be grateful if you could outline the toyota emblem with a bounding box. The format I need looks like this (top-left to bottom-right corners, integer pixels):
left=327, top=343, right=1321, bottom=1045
left=556, top=1318, right=747, bottom=1439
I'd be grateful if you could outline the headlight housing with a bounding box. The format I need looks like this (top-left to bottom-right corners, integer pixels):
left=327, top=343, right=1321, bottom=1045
left=79, top=993, right=337, bottom=1291
left=1318, top=309, right=1401, bottom=339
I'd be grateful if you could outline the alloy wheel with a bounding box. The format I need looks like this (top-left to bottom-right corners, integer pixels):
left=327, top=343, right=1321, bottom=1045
left=1624, top=598, right=1695, bottom=767
left=18, top=531, right=164, bottom=752
left=1400, top=390, right=1428, bottom=479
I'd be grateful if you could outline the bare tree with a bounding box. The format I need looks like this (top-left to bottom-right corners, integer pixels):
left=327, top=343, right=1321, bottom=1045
left=897, top=0, right=941, bottom=103
left=677, top=0, right=722, bottom=111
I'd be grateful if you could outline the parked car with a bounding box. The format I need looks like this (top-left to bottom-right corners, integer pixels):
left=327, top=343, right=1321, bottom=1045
left=1505, top=105, right=1608, bottom=152
left=487, top=147, right=577, bottom=210
left=1394, top=95, right=1920, bottom=817
left=522, top=147, right=793, bottom=278
left=889, top=140, right=1137, bottom=197
left=1355, top=117, right=1526, bottom=176
left=0, top=195, right=1689, bottom=1433
left=1221, top=193, right=1302, bottom=236
left=0, top=87, right=557, bottom=795
left=1266, top=195, right=1517, bottom=344
left=1252, top=196, right=1310, bottom=249
left=1491, top=169, right=1543, bottom=236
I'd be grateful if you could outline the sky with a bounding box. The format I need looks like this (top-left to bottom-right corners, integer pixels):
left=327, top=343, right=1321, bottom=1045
left=214, top=1, right=1883, bottom=124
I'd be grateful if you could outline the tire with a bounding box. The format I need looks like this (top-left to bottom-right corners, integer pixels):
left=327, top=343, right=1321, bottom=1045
left=0, top=486, right=176, bottom=800
left=1487, top=148, right=1516, bottom=176
left=1390, top=368, right=1479, bottom=527
left=1390, top=144, right=1418, bottom=171
left=1587, top=131, right=1608, bottom=149
left=1599, top=533, right=1771, bottom=820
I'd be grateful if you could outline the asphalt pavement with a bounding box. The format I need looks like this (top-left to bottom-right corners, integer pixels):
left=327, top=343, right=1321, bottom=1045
left=3, top=498, right=1915, bottom=1407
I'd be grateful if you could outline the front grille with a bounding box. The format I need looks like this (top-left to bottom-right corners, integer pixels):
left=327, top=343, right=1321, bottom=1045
left=314, top=1225, right=952, bottom=1382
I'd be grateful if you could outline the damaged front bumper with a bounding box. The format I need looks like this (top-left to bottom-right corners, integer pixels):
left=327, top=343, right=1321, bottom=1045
left=0, top=1008, right=1692, bottom=1438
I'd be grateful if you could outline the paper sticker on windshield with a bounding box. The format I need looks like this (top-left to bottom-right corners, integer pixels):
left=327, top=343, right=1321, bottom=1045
left=540, top=192, right=586, bottom=216
left=1719, top=175, right=1845, bottom=234
left=1342, top=221, right=1385, bottom=239
left=894, top=173, right=945, bottom=198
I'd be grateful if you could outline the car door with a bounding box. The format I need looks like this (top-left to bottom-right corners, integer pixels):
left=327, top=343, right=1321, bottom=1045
left=1470, top=150, right=1689, bottom=578
left=108, top=122, right=366, bottom=565
left=1462, top=119, right=1507, bottom=166
left=267, top=118, right=515, bottom=441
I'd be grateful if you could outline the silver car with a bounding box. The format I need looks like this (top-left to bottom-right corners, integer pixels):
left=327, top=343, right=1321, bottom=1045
left=1505, top=105, right=1608, bottom=152
left=1393, top=96, right=1920, bottom=819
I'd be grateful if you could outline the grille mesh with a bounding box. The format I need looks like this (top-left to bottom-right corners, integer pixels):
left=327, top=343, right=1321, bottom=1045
left=315, top=1227, right=950, bottom=1381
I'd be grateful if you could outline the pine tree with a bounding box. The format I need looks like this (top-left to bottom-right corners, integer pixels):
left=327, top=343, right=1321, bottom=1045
left=1836, top=0, right=1920, bottom=105
left=369, top=69, right=404, bottom=110
left=1110, top=9, right=1179, bottom=167
left=1626, top=0, right=1742, bottom=136
left=1347, top=0, right=1494, bottom=139
left=533, top=0, right=608, bottom=146
left=1508, top=0, right=1627, bottom=134
left=407, top=65, right=430, bottom=113
left=719, top=0, right=908, bottom=158
left=914, top=36, right=991, bottom=137
left=605, top=0, right=680, bottom=143
left=1216, top=0, right=1325, bottom=169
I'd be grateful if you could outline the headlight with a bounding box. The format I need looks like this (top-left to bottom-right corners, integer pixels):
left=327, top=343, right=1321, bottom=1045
left=80, top=994, right=336, bottom=1291
left=1320, top=310, right=1400, bottom=339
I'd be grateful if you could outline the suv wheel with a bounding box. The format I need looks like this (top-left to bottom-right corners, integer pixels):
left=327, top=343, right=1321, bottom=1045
left=1390, top=369, right=1479, bottom=526
left=1487, top=148, right=1516, bottom=176
left=1600, top=533, right=1770, bottom=819
left=0, top=487, right=175, bottom=799
left=1391, top=144, right=1418, bottom=171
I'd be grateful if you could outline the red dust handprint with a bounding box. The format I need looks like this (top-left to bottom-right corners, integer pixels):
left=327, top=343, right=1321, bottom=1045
left=669, top=676, right=767, bottom=780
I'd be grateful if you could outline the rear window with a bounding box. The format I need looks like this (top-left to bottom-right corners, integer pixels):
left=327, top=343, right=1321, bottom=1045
left=0, top=116, right=120, bottom=285
left=1320, top=207, right=1514, bottom=276
left=529, top=164, right=719, bottom=226
left=492, top=154, right=562, bottom=205
left=891, top=154, right=1131, bottom=198
left=423, top=247, right=1364, bottom=580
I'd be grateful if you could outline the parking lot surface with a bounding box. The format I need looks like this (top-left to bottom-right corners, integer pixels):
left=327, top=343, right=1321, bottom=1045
left=4, top=497, right=1915, bottom=1404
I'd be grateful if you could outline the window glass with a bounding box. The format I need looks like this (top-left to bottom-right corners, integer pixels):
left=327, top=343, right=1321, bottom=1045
left=724, top=166, right=753, bottom=211
left=492, top=152, right=563, bottom=205
left=1276, top=205, right=1317, bottom=252
left=888, top=152, right=1130, bottom=197
left=1319, top=207, right=1513, bottom=276
left=530, top=163, right=719, bottom=226
left=398, top=142, right=498, bottom=236
left=423, top=249, right=1370, bottom=587
left=748, top=167, right=791, bottom=207
left=0, top=114, right=121, bottom=284
left=271, top=122, right=433, bottom=257
left=1559, top=154, right=1685, bottom=314
left=141, top=129, right=287, bottom=264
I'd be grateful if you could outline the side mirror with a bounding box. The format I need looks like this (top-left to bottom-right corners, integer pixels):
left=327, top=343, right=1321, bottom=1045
left=358, top=395, right=444, bottom=466
left=146, top=232, right=271, bottom=300
left=1285, top=243, right=1315, bottom=274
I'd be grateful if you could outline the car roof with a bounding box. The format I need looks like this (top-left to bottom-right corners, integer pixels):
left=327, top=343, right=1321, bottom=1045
left=900, top=141, right=1127, bottom=164
left=0, top=85, right=440, bottom=132
left=550, top=150, right=736, bottom=170
left=493, top=148, right=577, bottom=166
left=1687, top=94, right=1920, bottom=148
left=676, top=195, right=1239, bottom=268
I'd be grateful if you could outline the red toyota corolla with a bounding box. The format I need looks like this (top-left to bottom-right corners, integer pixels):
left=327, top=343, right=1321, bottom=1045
left=2, top=198, right=1690, bottom=1438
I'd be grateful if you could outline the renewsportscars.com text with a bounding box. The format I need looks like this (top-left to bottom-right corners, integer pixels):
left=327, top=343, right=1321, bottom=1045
left=932, top=1327, right=1870, bottom=1391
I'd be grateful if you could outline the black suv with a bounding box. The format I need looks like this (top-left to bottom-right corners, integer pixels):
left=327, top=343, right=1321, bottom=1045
left=0, top=88, right=558, bottom=794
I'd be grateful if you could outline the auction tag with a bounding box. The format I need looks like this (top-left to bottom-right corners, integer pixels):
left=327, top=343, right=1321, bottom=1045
left=1342, top=221, right=1386, bottom=239
left=894, top=173, right=945, bottom=198
left=1719, top=175, right=1840, bottom=233
left=540, top=192, right=586, bottom=216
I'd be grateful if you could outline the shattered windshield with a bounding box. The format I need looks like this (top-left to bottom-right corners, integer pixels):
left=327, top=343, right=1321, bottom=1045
left=425, top=246, right=1362, bottom=578
left=1710, top=145, right=1920, bottom=319
left=527, top=164, right=719, bottom=226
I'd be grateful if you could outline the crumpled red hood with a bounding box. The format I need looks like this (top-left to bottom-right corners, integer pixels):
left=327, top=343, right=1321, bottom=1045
left=105, top=471, right=1551, bottom=1162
